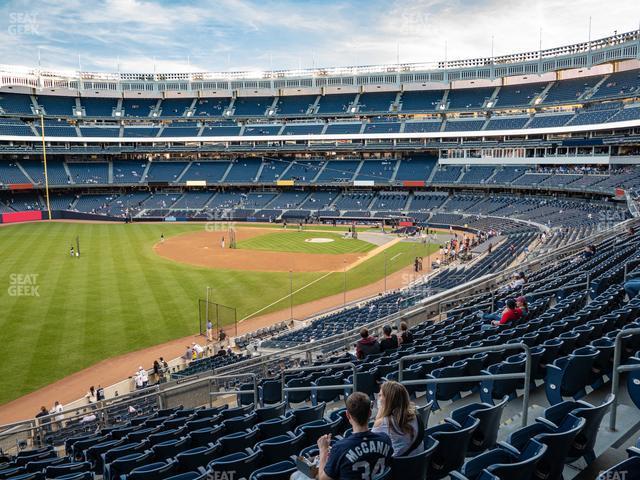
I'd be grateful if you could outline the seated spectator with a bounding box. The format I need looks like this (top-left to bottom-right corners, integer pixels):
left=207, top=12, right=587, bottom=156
left=624, top=273, right=640, bottom=300
left=356, top=327, right=380, bottom=360
left=398, top=322, right=413, bottom=345
left=379, top=325, right=399, bottom=352
left=482, top=299, right=522, bottom=329
left=372, top=381, right=423, bottom=457
left=516, top=296, right=529, bottom=319
left=315, top=392, right=393, bottom=480
left=493, top=299, right=522, bottom=327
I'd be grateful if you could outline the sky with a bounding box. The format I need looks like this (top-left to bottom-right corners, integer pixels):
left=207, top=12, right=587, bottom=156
left=0, top=0, right=638, bottom=74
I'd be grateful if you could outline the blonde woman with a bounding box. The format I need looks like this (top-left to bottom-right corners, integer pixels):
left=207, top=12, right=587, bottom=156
left=372, top=381, right=424, bottom=457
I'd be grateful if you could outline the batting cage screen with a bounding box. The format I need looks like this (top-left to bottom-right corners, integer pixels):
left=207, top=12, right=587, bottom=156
left=198, top=300, right=237, bottom=340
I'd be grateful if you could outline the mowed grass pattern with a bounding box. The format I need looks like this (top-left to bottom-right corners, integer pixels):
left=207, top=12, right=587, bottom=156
left=0, top=222, right=435, bottom=406
left=236, top=231, right=375, bottom=254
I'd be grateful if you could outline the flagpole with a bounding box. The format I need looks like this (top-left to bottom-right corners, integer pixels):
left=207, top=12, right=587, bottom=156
left=39, top=114, right=52, bottom=220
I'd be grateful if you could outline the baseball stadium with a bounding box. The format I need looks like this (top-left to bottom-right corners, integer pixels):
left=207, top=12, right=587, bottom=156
left=2, top=2, right=640, bottom=479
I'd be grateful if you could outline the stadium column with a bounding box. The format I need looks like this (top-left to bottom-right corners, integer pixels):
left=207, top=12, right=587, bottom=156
left=39, top=114, right=52, bottom=220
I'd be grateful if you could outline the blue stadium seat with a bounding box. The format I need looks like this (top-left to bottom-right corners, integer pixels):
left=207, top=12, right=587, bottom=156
left=449, top=396, right=508, bottom=454
left=254, top=432, right=305, bottom=465
left=249, top=460, right=297, bottom=480
left=426, top=417, right=481, bottom=479
left=452, top=439, right=547, bottom=480
left=545, top=346, right=599, bottom=404
left=540, top=394, right=614, bottom=464
left=506, top=415, right=585, bottom=480
left=390, top=436, right=439, bottom=480
left=207, top=450, right=261, bottom=480
left=124, top=460, right=178, bottom=480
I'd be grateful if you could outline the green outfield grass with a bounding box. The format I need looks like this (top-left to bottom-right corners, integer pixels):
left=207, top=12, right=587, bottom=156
left=236, top=231, right=375, bottom=254
left=0, top=222, right=436, bottom=406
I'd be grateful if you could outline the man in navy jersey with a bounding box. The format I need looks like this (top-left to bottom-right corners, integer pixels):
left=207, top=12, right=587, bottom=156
left=317, top=392, right=393, bottom=480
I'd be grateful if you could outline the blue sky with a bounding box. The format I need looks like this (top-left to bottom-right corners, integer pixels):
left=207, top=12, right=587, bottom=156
left=0, top=0, right=638, bottom=73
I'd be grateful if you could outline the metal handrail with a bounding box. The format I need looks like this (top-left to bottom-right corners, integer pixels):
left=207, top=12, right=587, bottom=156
left=208, top=372, right=258, bottom=407
left=609, top=327, right=640, bottom=431
left=398, top=343, right=532, bottom=426
left=280, top=362, right=357, bottom=400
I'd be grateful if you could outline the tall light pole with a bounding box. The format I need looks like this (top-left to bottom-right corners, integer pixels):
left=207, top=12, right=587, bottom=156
left=39, top=114, right=52, bottom=220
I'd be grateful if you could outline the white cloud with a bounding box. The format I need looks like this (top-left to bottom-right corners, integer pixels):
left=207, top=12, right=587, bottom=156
left=0, top=0, right=638, bottom=73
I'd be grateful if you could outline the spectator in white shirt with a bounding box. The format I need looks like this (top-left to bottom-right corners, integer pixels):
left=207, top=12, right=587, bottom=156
left=52, top=401, right=64, bottom=429
left=192, top=342, right=204, bottom=358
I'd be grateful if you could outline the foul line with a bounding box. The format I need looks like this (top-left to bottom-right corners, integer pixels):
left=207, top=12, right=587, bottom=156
left=390, top=252, right=403, bottom=261
left=239, top=270, right=335, bottom=322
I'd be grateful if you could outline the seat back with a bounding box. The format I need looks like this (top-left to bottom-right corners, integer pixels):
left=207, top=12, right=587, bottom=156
left=290, top=403, right=326, bottom=426
left=391, top=436, right=438, bottom=480
left=127, top=461, right=177, bottom=480
left=256, top=415, right=296, bottom=438
left=467, top=396, right=508, bottom=454
left=175, top=444, right=221, bottom=474
left=488, top=439, right=547, bottom=479
left=428, top=417, right=480, bottom=479
left=255, top=402, right=286, bottom=423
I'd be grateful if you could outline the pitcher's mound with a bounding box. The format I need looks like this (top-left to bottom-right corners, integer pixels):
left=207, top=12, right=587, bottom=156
left=304, top=238, right=335, bottom=243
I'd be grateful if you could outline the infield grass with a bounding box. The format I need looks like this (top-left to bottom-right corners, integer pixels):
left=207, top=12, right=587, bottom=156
left=0, top=222, right=435, bottom=406
left=236, top=231, right=375, bottom=254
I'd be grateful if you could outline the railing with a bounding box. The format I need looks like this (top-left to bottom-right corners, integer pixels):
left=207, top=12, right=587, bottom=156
left=208, top=373, right=258, bottom=407
left=281, top=363, right=357, bottom=401
left=398, top=343, right=532, bottom=426
left=609, top=328, right=640, bottom=431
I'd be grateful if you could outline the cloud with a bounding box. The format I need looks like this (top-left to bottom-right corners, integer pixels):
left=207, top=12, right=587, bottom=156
left=0, top=0, right=638, bottom=73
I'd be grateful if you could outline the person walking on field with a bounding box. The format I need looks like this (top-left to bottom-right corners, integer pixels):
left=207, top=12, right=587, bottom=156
left=221, top=236, right=225, bottom=249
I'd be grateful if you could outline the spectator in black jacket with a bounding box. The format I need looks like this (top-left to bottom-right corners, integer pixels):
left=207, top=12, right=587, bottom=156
left=379, top=325, right=399, bottom=352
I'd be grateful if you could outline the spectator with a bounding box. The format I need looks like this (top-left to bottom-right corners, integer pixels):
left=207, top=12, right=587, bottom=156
left=315, top=392, right=393, bottom=480
left=96, top=385, right=105, bottom=401
left=52, top=401, right=64, bottom=429
left=192, top=342, right=204, bottom=358
left=398, top=322, right=413, bottom=345
left=219, top=328, right=227, bottom=344
left=35, top=406, right=51, bottom=435
left=139, top=367, right=148, bottom=387
left=183, top=345, right=193, bottom=363
left=488, top=299, right=522, bottom=327
left=35, top=406, right=49, bottom=420
left=86, top=386, right=97, bottom=405
left=516, top=296, right=529, bottom=319
left=206, top=320, right=213, bottom=341
left=80, top=410, right=97, bottom=423
left=372, top=381, right=424, bottom=457
left=355, top=327, right=380, bottom=360
left=624, top=275, right=640, bottom=299
left=379, top=325, right=399, bottom=352
left=153, top=360, right=161, bottom=382
left=134, top=369, right=145, bottom=389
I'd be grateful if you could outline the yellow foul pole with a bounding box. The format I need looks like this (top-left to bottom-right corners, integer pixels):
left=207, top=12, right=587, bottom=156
left=39, top=114, right=52, bottom=220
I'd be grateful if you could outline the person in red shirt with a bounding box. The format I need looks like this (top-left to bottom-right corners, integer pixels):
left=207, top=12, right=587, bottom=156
left=492, top=298, right=522, bottom=326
